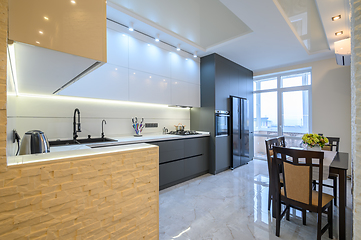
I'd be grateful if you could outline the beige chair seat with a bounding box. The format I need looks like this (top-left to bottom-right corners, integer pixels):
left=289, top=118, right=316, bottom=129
left=281, top=188, right=333, bottom=207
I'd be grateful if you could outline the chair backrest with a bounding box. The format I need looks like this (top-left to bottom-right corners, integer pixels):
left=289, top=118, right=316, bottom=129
left=265, top=137, right=281, bottom=173
left=272, top=146, right=324, bottom=209
left=327, top=137, right=340, bottom=152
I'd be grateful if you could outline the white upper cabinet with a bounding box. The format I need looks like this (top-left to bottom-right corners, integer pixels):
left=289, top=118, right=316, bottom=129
left=129, top=38, right=171, bottom=78
left=129, top=70, right=171, bottom=104
left=171, top=80, right=200, bottom=107
left=107, top=28, right=129, bottom=67
left=170, top=53, right=200, bottom=85
left=59, top=64, right=129, bottom=101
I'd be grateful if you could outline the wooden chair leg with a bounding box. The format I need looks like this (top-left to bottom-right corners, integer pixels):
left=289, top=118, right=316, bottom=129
left=317, top=210, right=322, bottom=240
left=286, top=205, right=290, bottom=221
left=268, top=188, right=271, bottom=211
left=328, top=202, right=333, bottom=239
left=333, top=177, right=337, bottom=206
left=276, top=198, right=281, bottom=237
left=302, top=209, right=306, bottom=225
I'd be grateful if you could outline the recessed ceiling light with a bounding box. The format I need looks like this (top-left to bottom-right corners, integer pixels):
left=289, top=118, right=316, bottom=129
left=36, top=41, right=40, bottom=44
left=335, top=31, right=343, bottom=36
left=71, top=0, right=76, bottom=4
left=155, top=34, right=159, bottom=42
left=332, top=15, right=341, bottom=21
left=147, top=44, right=150, bottom=47
left=39, top=31, right=43, bottom=34
left=115, top=68, right=117, bottom=70
left=149, top=76, right=152, bottom=78
left=44, top=16, right=49, bottom=20
left=122, top=34, right=125, bottom=37
left=129, top=22, right=134, bottom=32
left=193, top=51, right=197, bottom=58
left=177, top=44, right=180, bottom=51
left=186, top=59, right=188, bottom=61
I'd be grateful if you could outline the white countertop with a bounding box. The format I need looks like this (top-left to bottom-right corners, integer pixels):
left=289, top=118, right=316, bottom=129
left=8, top=132, right=210, bottom=166
left=8, top=143, right=156, bottom=166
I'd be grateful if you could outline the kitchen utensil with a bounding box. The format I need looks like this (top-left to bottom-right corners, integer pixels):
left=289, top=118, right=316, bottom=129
left=19, top=130, right=50, bottom=155
left=174, top=123, right=185, bottom=131
left=132, top=117, right=144, bottom=136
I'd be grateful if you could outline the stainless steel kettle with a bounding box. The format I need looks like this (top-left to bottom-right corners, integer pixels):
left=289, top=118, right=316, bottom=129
left=19, top=130, right=50, bottom=155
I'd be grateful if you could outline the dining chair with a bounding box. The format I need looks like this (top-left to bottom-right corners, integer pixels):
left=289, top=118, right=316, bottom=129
left=272, top=146, right=333, bottom=240
left=265, top=137, right=283, bottom=211
left=315, top=136, right=340, bottom=206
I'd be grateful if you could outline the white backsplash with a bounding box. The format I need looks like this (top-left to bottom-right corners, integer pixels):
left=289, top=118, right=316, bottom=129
left=6, top=94, right=190, bottom=156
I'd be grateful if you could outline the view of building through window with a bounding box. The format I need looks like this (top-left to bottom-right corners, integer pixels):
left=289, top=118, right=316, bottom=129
left=253, top=69, right=312, bottom=160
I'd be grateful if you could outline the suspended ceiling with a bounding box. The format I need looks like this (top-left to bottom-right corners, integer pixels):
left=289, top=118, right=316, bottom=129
left=107, top=0, right=350, bottom=72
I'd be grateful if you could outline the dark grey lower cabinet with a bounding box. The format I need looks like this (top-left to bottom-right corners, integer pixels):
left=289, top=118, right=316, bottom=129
left=159, top=160, right=185, bottom=187
left=185, top=155, right=208, bottom=177
left=151, top=136, right=209, bottom=190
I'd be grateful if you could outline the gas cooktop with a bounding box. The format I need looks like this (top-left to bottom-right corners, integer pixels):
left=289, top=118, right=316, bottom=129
left=168, top=130, right=201, bottom=136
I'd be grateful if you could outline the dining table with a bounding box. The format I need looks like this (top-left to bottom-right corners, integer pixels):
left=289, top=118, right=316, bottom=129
left=271, top=151, right=349, bottom=240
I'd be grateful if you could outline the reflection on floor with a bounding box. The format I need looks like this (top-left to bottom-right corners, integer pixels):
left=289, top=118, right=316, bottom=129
left=159, top=159, right=352, bottom=240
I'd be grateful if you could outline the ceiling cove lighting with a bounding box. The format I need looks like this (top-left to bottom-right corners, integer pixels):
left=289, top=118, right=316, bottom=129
left=177, top=44, right=181, bottom=51
left=335, top=31, right=343, bottom=36
left=332, top=15, right=341, bottom=21
left=129, top=22, right=134, bottom=32
left=155, top=34, right=159, bottom=42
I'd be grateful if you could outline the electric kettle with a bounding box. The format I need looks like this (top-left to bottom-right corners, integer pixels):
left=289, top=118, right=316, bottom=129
left=19, top=130, right=50, bottom=155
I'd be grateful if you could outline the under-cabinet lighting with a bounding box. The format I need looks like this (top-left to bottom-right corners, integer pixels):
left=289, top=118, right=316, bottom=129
left=7, top=44, right=19, bottom=96
left=155, top=34, right=159, bottom=42
left=129, top=22, right=134, bottom=31
left=332, top=15, right=341, bottom=21
left=177, top=44, right=181, bottom=51
left=335, top=31, right=343, bottom=36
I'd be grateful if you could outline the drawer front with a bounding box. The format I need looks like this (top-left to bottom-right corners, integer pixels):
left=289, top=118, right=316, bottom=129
left=151, top=140, right=185, bottom=163
left=185, top=155, right=208, bottom=177
left=152, top=140, right=184, bottom=152
left=159, top=160, right=185, bottom=187
left=184, top=137, right=206, bottom=158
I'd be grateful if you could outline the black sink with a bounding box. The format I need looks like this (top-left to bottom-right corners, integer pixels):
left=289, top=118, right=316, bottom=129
left=49, top=137, right=117, bottom=146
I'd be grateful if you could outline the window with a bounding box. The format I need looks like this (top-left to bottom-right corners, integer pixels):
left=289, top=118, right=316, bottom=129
left=253, top=68, right=312, bottom=160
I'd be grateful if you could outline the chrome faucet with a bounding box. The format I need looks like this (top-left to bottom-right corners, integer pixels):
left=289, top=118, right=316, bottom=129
left=73, top=108, right=81, bottom=140
left=101, top=119, right=107, bottom=138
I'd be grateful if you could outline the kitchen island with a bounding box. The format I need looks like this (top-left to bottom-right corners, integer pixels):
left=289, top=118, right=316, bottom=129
left=1, top=143, right=159, bottom=239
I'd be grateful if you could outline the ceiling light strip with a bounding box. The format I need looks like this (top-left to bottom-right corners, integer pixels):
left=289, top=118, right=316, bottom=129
left=106, top=18, right=197, bottom=57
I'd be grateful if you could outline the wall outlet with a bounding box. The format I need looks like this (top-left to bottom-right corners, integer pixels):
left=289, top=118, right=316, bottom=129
left=145, top=123, right=158, bottom=128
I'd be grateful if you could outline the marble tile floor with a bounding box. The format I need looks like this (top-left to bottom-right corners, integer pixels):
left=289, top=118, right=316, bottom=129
left=159, top=159, right=353, bottom=240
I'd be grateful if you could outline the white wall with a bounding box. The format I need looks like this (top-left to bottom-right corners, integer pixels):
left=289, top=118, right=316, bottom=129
left=255, top=58, right=351, bottom=173
left=6, top=94, right=190, bottom=156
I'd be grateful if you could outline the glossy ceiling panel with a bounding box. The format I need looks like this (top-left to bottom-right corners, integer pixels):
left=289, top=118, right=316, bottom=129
left=109, top=0, right=252, bottom=49
left=273, top=0, right=329, bottom=54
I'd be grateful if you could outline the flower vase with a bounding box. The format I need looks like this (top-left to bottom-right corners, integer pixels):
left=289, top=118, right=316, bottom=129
left=304, top=144, right=321, bottom=151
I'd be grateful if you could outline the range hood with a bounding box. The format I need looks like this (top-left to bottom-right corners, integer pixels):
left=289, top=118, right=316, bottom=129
left=9, top=41, right=103, bottom=95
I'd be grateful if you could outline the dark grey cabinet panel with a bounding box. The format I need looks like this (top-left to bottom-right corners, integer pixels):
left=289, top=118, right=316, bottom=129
left=185, top=155, right=208, bottom=177
left=215, top=56, right=230, bottom=110
left=151, top=140, right=184, bottom=164
left=159, top=160, right=185, bottom=187
left=215, top=136, right=231, bottom=173
left=184, top=137, right=206, bottom=158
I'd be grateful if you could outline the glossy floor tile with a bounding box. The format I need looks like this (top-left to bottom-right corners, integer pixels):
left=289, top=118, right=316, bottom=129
left=159, top=159, right=353, bottom=240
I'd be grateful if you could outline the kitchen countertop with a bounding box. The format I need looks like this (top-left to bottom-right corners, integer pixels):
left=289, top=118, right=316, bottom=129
left=7, top=143, right=156, bottom=166
left=7, top=132, right=210, bottom=166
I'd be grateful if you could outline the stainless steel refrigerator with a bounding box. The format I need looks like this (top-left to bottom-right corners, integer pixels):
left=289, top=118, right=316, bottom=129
left=230, top=96, right=250, bottom=169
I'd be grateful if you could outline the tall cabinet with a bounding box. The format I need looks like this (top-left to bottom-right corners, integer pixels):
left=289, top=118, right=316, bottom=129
left=190, top=53, right=253, bottom=174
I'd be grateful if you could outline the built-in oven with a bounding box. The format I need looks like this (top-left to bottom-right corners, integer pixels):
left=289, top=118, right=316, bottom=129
left=215, top=110, right=230, bottom=136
